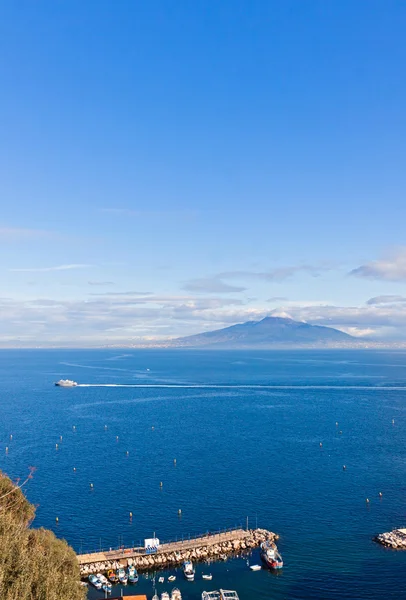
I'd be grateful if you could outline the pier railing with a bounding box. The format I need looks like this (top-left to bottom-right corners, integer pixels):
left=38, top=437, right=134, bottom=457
left=76, top=523, right=247, bottom=557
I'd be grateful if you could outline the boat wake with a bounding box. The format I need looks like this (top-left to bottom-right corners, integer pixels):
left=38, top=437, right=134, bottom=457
left=77, top=383, right=406, bottom=390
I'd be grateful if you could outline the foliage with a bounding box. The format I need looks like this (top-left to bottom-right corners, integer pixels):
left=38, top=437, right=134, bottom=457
left=0, top=470, right=85, bottom=600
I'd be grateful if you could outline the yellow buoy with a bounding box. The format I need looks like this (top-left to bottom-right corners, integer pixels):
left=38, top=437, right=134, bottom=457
left=55, top=517, right=59, bottom=523
left=379, top=492, right=383, bottom=497
left=90, top=483, right=94, bottom=488
left=366, top=498, right=370, bottom=503
left=160, top=481, right=163, bottom=487
left=178, top=509, right=182, bottom=515
left=129, top=512, right=133, bottom=518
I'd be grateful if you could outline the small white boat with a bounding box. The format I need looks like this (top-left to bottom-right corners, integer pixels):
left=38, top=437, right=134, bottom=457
left=161, top=593, right=170, bottom=600
left=152, top=594, right=159, bottom=600
left=249, top=564, right=262, bottom=571
left=183, top=560, right=195, bottom=581
left=88, top=574, right=102, bottom=590
left=158, top=576, right=165, bottom=583
left=168, top=575, right=176, bottom=582
left=202, top=574, right=213, bottom=580
left=128, top=565, right=139, bottom=583
left=171, top=588, right=182, bottom=600
left=118, top=567, right=128, bottom=584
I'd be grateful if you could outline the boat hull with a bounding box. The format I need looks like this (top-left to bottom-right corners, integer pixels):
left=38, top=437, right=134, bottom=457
left=260, top=553, right=283, bottom=569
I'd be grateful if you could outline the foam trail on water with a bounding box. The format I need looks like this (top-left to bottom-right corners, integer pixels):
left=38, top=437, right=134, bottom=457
left=77, top=383, right=406, bottom=390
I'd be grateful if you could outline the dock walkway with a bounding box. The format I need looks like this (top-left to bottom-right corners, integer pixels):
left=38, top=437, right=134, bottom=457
left=79, top=528, right=251, bottom=565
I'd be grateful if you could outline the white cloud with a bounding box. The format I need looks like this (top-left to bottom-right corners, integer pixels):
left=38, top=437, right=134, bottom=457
left=217, top=265, right=330, bottom=282
left=0, top=227, right=54, bottom=240
left=366, top=295, right=406, bottom=305
left=182, top=278, right=246, bottom=293
left=350, top=248, right=406, bottom=281
left=9, top=264, right=93, bottom=273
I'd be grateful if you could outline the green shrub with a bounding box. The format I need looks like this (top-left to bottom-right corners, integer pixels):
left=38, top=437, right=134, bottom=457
left=0, top=470, right=85, bottom=600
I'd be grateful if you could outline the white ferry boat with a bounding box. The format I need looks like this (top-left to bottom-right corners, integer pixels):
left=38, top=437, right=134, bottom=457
left=55, top=379, right=78, bottom=387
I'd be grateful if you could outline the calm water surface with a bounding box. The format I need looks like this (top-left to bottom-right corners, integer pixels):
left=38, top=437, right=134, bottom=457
left=0, top=349, right=405, bottom=599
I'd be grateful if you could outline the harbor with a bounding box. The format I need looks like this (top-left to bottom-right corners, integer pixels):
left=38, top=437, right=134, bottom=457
left=78, top=528, right=277, bottom=577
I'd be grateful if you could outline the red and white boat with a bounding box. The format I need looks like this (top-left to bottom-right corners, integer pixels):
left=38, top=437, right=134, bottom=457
left=260, top=541, right=283, bottom=569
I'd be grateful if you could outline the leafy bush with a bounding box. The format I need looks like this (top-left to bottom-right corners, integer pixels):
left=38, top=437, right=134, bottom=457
left=0, top=470, right=85, bottom=600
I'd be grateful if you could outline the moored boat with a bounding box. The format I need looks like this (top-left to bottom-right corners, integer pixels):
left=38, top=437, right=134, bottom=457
left=202, top=574, right=213, bottom=580
left=107, top=569, right=116, bottom=583
left=260, top=541, right=283, bottom=569
left=161, top=592, right=170, bottom=600
left=118, top=567, right=128, bottom=584
left=171, top=588, right=182, bottom=600
left=183, top=560, right=195, bottom=581
left=102, top=583, right=112, bottom=594
left=168, top=575, right=176, bottom=582
left=128, top=565, right=139, bottom=583
left=88, top=574, right=102, bottom=589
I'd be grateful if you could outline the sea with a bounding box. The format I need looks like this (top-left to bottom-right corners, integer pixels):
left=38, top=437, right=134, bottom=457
left=0, top=349, right=406, bottom=600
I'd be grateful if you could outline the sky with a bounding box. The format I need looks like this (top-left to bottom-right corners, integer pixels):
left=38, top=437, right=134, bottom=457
left=1, top=1, right=406, bottom=345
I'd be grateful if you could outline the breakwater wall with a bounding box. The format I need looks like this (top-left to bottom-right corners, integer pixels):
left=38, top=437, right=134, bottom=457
left=78, top=528, right=277, bottom=576
left=374, top=528, right=406, bottom=549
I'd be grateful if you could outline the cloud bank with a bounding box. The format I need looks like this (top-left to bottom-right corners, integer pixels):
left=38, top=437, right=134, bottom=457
left=350, top=248, right=406, bottom=281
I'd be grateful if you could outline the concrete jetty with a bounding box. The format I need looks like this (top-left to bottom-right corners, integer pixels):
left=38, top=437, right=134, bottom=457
left=374, top=528, right=406, bottom=549
left=78, top=527, right=277, bottom=577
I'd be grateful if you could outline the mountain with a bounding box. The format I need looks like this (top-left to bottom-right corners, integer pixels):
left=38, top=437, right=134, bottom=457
left=171, top=316, right=354, bottom=348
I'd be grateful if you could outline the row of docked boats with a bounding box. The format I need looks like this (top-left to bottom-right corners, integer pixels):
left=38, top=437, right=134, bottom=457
left=88, top=565, right=138, bottom=591
left=152, top=588, right=182, bottom=600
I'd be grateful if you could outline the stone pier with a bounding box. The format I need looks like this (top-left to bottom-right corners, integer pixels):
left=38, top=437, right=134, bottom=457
left=78, top=527, right=277, bottom=577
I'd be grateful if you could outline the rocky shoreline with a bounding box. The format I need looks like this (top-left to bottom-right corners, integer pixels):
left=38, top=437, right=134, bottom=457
left=374, top=528, right=406, bottom=549
left=79, top=528, right=277, bottom=577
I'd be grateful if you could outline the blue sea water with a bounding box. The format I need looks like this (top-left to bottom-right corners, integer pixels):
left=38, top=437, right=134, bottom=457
left=1, top=349, right=406, bottom=600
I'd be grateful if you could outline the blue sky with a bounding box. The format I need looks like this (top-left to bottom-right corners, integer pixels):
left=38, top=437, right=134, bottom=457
left=1, top=1, right=406, bottom=344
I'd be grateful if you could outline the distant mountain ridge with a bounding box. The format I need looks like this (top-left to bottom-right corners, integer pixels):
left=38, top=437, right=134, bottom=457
left=171, top=316, right=354, bottom=348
